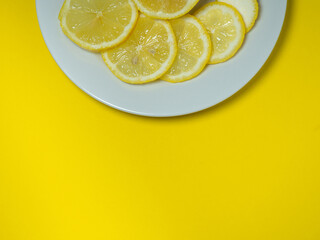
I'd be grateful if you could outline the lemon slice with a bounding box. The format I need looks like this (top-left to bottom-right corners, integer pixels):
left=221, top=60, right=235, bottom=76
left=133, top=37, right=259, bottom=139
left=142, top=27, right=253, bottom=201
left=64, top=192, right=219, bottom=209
left=102, top=15, right=177, bottom=84
left=195, top=2, right=246, bottom=64
left=59, top=0, right=138, bottom=51
left=162, top=15, right=212, bottom=83
left=132, top=0, right=199, bottom=19
left=218, top=0, right=259, bottom=32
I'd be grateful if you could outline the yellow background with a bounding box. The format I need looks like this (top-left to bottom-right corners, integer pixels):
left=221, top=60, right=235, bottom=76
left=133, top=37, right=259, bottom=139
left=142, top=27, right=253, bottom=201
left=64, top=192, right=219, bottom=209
left=1, top=1, right=320, bottom=240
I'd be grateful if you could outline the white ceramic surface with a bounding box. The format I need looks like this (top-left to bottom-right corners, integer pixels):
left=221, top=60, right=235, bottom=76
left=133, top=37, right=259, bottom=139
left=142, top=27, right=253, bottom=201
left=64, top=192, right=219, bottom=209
left=36, top=0, right=287, bottom=117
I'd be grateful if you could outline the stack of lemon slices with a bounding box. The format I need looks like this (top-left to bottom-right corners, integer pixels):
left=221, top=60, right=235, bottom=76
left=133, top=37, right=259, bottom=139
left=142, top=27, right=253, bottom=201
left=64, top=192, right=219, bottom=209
left=59, top=0, right=259, bottom=84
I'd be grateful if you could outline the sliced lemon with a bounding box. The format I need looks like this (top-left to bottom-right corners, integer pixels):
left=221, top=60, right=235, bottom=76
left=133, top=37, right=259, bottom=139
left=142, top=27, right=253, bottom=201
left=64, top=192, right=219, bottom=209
left=59, top=0, right=138, bottom=51
left=195, top=2, right=246, bottom=64
left=132, top=0, right=199, bottom=19
left=162, top=15, right=212, bottom=83
left=101, top=15, right=177, bottom=84
left=218, top=0, right=259, bottom=32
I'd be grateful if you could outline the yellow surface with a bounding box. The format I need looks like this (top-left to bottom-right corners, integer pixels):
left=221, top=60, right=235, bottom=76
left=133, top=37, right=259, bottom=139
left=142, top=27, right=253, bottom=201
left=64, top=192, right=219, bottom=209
left=0, top=1, right=320, bottom=240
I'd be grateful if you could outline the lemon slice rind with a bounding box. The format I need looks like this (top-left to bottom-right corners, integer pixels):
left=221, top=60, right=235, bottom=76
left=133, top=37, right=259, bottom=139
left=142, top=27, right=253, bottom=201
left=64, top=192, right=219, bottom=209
left=218, top=0, right=259, bottom=32
left=132, top=0, right=200, bottom=19
left=195, top=2, right=246, bottom=64
left=102, top=15, right=177, bottom=84
left=162, top=15, right=212, bottom=83
left=59, top=0, right=138, bottom=52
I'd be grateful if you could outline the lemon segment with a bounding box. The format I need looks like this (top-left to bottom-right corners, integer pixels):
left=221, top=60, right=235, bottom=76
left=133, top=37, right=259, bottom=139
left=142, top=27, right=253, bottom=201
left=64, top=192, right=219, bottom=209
left=218, top=0, right=259, bottom=32
left=102, top=15, right=177, bottom=84
left=195, top=2, right=246, bottom=64
left=162, top=15, right=212, bottom=83
left=59, top=0, right=138, bottom=51
left=132, top=0, right=199, bottom=19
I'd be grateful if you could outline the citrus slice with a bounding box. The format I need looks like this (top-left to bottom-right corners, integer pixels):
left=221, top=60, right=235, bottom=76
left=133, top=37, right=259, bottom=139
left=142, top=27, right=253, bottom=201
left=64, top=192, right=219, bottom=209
left=195, top=2, right=246, bottom=64
left=162, top=15, right=212, bottom=83
left=59, top=0, right=138, bottom=51
left=132, top=0, right=199, bottom=19
left=218, top=0, right=259, bottom=32
left=101, top=15, right=177, bottom=84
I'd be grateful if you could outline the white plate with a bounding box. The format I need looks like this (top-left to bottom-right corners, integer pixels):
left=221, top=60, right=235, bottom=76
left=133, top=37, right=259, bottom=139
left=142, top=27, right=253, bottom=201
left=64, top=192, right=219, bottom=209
left=36, top=0, right=287, bottom=117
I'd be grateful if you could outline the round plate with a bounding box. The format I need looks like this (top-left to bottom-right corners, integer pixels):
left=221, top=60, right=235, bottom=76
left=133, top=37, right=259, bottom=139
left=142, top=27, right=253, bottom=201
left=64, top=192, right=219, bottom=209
left=36, top=0, right=287, bottom=117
